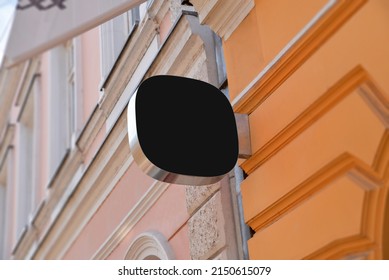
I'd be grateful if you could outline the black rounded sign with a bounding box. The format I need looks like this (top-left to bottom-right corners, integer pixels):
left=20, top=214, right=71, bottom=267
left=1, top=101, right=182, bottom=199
left=128, top=75, right=238, bottom=185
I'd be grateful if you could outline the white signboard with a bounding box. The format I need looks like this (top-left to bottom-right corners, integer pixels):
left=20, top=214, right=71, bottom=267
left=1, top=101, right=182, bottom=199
left=3, top=0, right=147, bottom=67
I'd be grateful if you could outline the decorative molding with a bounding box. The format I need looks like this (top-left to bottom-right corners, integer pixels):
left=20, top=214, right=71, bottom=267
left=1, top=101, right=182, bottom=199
left=364, top=130, right=389, bottom=259
left=93, top=183, right=169, bottom=260
left=76, top=105, right=105, bottom=153
left=147, top=15, right=202, bottom=76
left=99, top=13, right=158, bottom=117
left=358, top=81, right=389, bottom=128
left=12, top=225, right=39, bottom=260
left=12, top=108, right=130, bottom=259
left=241, top=66, right=368, bottom=175
left=11, top=2, right=240, bottom=260
left=19, top=4, right=174, bottom=258
left=14, top=60, right=40, bottom=111
left=125, top=231, right=174, bottom=260
left=12, top=147, right=83, bottom=259
left=32, top=110, right=132, bottom=259
left=232, top=0, right=367, bottom=114
left=13, top=60, right=32, bottom=106
left=78, top=3, right=161, bottom=154
left=245, top=152, right=383, bottom=232
left=304, top=235, right=374, bottom=260
left=243, top=69, right=389, bottom=258
left=373, top=130, right=389, bottom=176
left=11, top=226, right=28, bottom=258
left=191, top=0, right=254, bottom=40
left=0, top=125, right=15, bottom=171
left=244, top=64, right=389, bottom=236
left=147, top=0, right=171, bottom=23
left=0, top=62, right=29, bottom=134
left=80, top=8, right=219, bottom=155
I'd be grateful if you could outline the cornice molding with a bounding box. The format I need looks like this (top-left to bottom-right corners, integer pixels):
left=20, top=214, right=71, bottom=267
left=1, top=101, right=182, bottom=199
left=241, top=66, right=368, bottom=175
left=12, top=2, right=232, bottom=260
left=231, top=0, right=367, bottom=114
left=191, top=0, right=254, bottom=40
left=243, top=65, right=389, bottom=259
left=304, top=235, right=374, bottom=260
left=0, top=61, right=31, bottom=135
left=99, top=14, right=158, bottom=117
left=245, top=152, right=383, bottom=232
left=33, top=111, right=132, bottom=259
left=147, top=14, right=217, bottom=85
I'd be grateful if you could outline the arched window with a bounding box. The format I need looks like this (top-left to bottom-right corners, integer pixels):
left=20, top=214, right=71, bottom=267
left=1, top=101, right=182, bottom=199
left=125, top=231, right=174, bottom=260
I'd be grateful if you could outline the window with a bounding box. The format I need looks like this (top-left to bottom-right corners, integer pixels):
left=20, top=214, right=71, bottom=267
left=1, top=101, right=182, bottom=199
left=47, top=40, right=81, bottom=181
left=48, top=45, right=70, bottom=180
left=16, top=75, right=40, bottom=238
left=126, top=7, right=140, bottom=36
left=100, top=9, right=139, bottom=80
left=99, top=1, right=151, bottom=81
left=66, top=39, right=81, bottom=145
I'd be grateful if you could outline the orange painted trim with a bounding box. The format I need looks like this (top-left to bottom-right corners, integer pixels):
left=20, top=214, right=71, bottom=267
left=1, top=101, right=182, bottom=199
left=245, top=152, right=383, bottom=232
left=232, top=0, right=367, bottom=114
left=303, top=235, right=375, bottom=260
left=241, top=66, right=369, bottom=175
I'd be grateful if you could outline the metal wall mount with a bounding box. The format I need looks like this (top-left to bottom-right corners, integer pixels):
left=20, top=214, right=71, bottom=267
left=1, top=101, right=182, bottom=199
left=235, top=113, right=252, bottom=159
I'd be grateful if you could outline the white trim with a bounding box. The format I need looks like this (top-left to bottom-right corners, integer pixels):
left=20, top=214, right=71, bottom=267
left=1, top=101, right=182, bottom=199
left=30, top=119, right=133, bottom=259
left=92, top=181, right=169, bottom=259
left=72, top=37, right=84, bottom=145
left=231, top=0, right=337, bottom=107
left=125, top=231, right=174, bottom=260
left=31, top=75, right=41, bottom=220
left=105, top=35, right=159, bottom=131
left=13, top=61, right=31, bottom=107
left=49, top=164, right=85, bottom=230
left=56, top=155, right=135, bottom=259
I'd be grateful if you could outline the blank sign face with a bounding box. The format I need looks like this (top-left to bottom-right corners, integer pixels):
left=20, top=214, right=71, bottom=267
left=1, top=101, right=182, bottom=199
left=127, top=75, right=238, bottom=185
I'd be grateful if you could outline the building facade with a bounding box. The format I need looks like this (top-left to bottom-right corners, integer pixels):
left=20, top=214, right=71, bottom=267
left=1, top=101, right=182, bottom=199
left=0, top=0, right=248, bottom=260
left=0, top=0, right=388, bottom=260
left=216, top=0, right=389, bottom=259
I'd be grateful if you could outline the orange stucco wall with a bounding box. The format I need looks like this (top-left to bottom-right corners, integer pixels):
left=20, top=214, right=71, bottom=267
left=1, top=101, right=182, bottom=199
left=224, top=0, right=328, bottom=102
left=224, top=0, right=389, bottom=259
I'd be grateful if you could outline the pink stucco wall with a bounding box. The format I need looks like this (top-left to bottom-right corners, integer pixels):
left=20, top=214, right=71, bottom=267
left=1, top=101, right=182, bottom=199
left=63, top=162, right=190, bottom=259
left=80, top=27, right=101, bottom=126
left=107, top=184, right=190, bottom=260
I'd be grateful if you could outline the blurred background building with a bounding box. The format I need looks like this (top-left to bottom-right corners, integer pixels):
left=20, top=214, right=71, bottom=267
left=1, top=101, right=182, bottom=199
left=0, top=0, right=388, bottom=260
